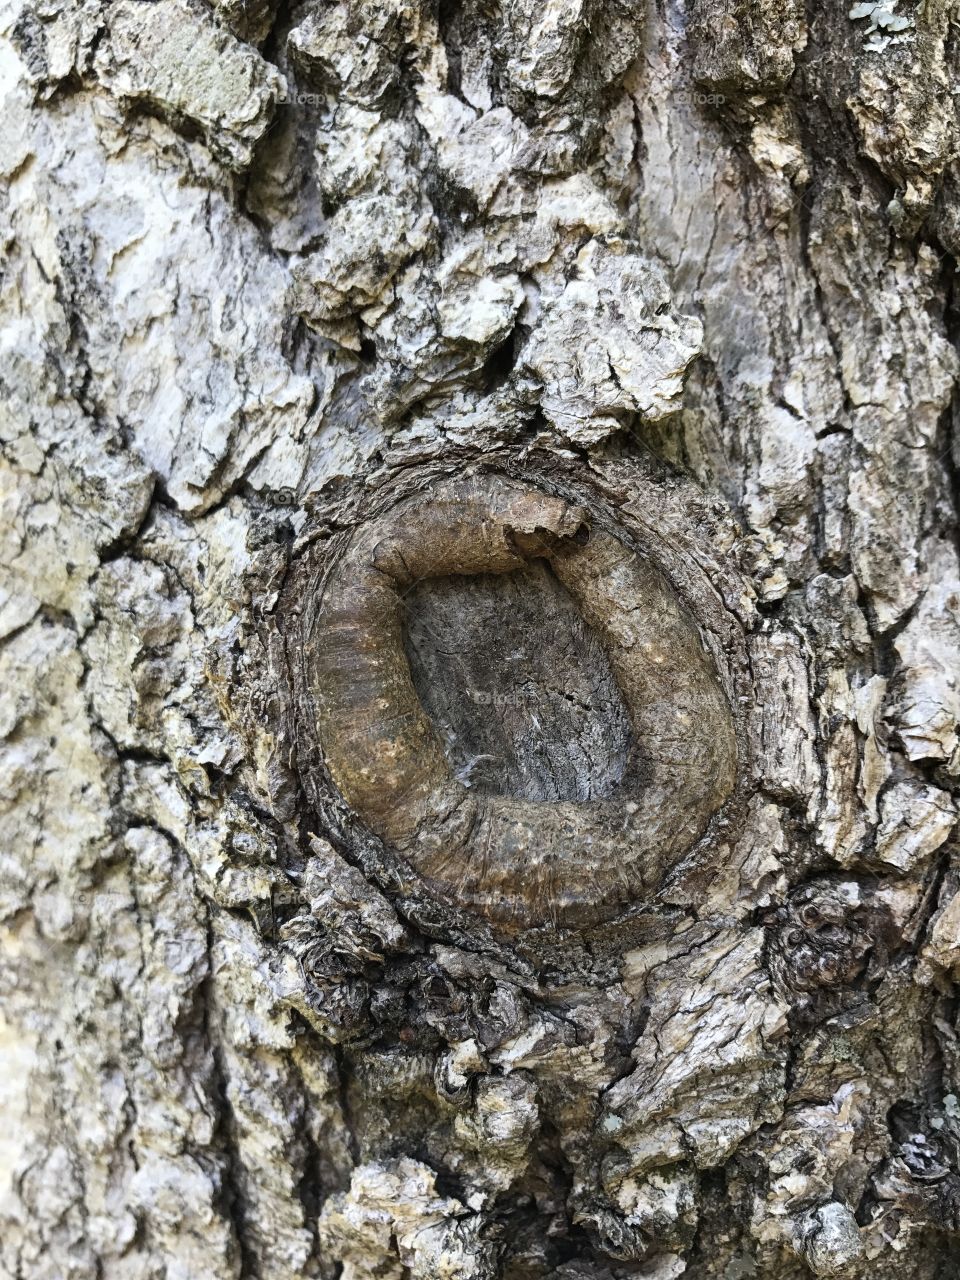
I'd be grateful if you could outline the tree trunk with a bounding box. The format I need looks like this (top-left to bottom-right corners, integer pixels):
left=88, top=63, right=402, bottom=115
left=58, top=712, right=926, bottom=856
left=2, top=0, right=960, bottom=1275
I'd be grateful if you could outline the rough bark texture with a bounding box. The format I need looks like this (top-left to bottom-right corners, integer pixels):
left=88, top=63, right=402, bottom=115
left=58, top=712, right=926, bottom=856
left=2, top=0, right=960, bottom=1275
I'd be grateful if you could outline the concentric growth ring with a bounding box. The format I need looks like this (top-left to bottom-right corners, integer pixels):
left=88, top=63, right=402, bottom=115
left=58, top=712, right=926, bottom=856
left=307, top=472, right=738, bottom=932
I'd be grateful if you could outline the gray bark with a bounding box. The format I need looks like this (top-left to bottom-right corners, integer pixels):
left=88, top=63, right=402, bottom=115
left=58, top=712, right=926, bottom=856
left=1, top=0, right=960, bottom=1275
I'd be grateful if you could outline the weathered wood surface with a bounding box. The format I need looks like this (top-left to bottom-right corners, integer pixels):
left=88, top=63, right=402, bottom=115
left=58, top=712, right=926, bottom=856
left=286, top=465, right=742, bottom=935
left=2, top=0, right=960, bottom=1275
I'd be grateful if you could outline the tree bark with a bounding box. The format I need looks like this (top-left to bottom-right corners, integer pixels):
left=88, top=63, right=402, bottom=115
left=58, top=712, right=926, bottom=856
left=2, top=0, right=960, bottom=1276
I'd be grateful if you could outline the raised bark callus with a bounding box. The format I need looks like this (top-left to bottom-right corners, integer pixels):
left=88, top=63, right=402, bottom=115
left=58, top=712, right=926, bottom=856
left=1, top=0, right=960, bottom=1273
left=289, top=465, right=742, bottom=933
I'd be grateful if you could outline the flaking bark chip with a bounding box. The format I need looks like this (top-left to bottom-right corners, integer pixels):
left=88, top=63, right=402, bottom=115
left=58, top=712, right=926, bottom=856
left=280, top=454, right=753, bottom=938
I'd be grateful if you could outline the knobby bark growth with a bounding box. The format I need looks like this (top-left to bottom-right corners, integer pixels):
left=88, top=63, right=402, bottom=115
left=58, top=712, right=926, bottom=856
left=2, top=0, right=960, bottom=1276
